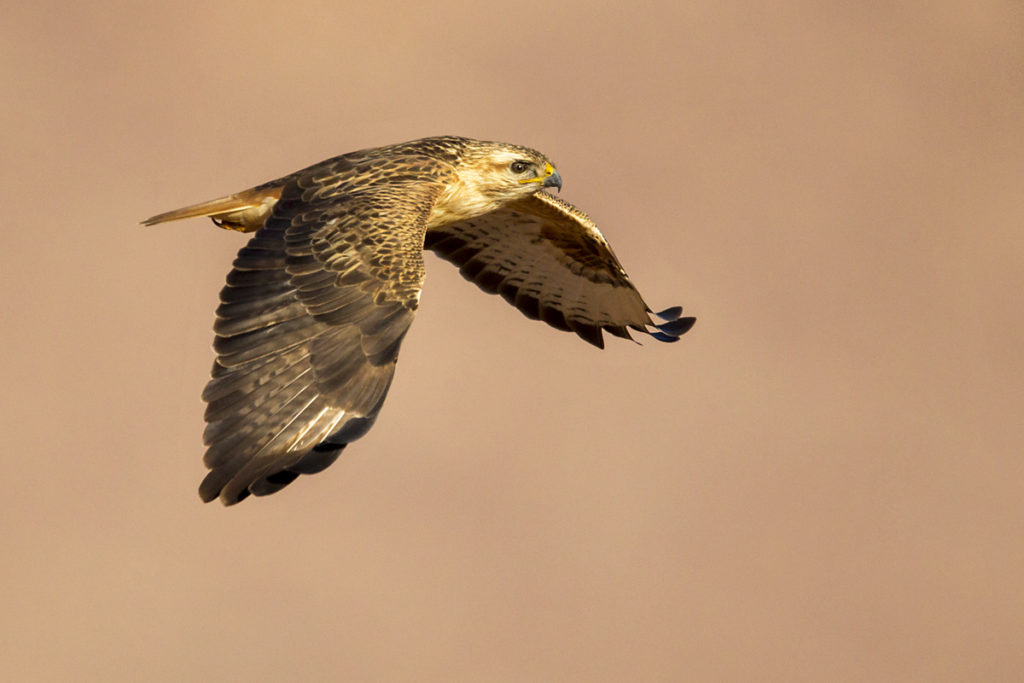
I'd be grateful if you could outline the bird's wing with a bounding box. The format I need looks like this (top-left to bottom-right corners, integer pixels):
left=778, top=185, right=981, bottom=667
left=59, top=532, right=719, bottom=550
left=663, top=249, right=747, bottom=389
left=424, top=190, right=695, bottom=348
left=200, top=172, right=444, bottom=505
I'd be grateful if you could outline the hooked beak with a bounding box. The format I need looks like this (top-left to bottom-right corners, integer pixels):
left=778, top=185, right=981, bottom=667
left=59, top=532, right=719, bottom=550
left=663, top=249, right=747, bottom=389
left=519, top=162, right=562, bottom=192
left=543, top=167, right=563, bottom=192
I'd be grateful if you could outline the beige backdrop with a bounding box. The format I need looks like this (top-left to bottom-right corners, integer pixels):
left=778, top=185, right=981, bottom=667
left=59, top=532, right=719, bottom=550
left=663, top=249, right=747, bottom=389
left=2, top=2, right=1022, bottom=680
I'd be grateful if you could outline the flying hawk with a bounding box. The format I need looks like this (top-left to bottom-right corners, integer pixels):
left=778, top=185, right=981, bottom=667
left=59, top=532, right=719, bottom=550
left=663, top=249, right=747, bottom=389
left=143, top=136, right=695, bottom=505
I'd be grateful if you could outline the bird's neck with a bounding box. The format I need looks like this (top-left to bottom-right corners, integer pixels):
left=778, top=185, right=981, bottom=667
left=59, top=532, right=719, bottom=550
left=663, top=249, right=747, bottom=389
left=426, top=167, right=506, bottom=229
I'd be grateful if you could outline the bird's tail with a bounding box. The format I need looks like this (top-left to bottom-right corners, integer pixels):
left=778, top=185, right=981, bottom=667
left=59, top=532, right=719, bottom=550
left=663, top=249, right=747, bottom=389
left=141, top=186, right=282, bottom=232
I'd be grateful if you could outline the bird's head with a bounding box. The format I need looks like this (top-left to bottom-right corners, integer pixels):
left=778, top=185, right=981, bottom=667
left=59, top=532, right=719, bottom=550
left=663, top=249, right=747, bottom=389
left=430, top=141, right=562, bottom=227
left=468, top=142, right=562, bottom=195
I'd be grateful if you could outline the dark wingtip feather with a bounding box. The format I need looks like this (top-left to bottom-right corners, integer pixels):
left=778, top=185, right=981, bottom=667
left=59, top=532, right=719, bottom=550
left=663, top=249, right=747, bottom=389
left=654, top=306, right=684, bottom=320
left=290, top=446, right=344, bottom=474
left=199, top=419, right=369, bottom=506
left=199, top=469, right=253, bottom=505
left=605, top=325, right=635, bottom=341
left=249, top=469, right=300, bottom=496
left=198, top=470, right=228, bottom=503
left=570, top=320, right=605, bottom=348
left=656, top=316, right=696, bottom=336
left=645, top=313, right=696, bottom=343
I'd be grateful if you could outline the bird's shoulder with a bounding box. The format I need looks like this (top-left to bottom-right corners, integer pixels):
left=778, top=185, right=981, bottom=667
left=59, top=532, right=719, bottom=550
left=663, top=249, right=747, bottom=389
left=269, top=143, right=461, bottom=201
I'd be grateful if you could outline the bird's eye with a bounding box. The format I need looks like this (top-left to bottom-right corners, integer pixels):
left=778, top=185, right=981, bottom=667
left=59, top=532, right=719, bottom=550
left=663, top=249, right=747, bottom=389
left=510, top=161, right=530, bottom=174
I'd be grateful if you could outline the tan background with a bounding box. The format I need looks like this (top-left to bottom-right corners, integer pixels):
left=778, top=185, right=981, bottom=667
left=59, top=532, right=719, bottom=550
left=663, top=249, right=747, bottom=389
left=2, top=1, right=1022, bottom=680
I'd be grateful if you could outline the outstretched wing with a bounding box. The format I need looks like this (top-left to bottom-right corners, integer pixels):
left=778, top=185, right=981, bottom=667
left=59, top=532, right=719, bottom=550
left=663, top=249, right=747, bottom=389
left=424, top=191, right=695, bottom=348
left=200, top=173, right=443, bottom=505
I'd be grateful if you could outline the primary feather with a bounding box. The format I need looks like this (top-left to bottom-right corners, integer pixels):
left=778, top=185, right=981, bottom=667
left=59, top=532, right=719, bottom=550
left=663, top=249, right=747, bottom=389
left=143, top=136, right=695, bottom=505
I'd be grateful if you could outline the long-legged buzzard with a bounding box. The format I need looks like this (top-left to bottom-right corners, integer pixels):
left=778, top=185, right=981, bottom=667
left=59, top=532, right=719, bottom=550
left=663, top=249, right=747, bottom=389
left=143, top=136, right=695, bottom=505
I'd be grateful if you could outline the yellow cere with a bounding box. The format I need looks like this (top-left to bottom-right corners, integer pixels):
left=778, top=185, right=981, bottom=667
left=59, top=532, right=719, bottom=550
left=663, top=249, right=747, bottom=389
left=519, top=162, right=555, bottom=184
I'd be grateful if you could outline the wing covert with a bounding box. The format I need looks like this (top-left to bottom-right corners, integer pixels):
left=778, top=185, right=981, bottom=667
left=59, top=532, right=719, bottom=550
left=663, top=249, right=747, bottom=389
left=424, top=191, right=695, bottom=348
left=200, top=171, right=444, bottom=505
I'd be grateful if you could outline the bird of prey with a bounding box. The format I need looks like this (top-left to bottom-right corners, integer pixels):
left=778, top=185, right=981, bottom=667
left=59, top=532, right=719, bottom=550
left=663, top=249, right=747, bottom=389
left=143, top=136, right=695, bottom=505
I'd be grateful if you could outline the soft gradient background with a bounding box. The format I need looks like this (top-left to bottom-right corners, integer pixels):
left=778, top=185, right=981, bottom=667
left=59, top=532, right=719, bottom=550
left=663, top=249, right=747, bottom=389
left=3, top=2, right=1022, bottom=680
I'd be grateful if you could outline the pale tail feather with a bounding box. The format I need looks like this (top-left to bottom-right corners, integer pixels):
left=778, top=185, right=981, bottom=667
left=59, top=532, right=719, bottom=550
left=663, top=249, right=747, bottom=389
left=141, top=187, right=282, bottom=231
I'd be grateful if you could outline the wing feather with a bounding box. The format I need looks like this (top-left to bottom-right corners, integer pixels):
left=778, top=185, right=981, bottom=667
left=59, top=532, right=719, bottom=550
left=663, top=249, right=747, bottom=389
left=425, top=191, right=695, bottom=348
left=199, top=158, right=447, bottom=504
left=147, top=138, right=694, bottom=505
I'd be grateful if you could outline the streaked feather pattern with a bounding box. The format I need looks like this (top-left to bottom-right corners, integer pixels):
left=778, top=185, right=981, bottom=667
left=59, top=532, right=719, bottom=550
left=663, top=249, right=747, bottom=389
left=143, top=136, right=695, bottom=505
left=425, top=191, right=695, bottom=348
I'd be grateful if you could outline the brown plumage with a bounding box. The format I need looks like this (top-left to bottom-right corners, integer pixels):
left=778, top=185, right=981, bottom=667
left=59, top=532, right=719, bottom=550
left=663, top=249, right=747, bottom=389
left=143, top=136, right=695, bottom=505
